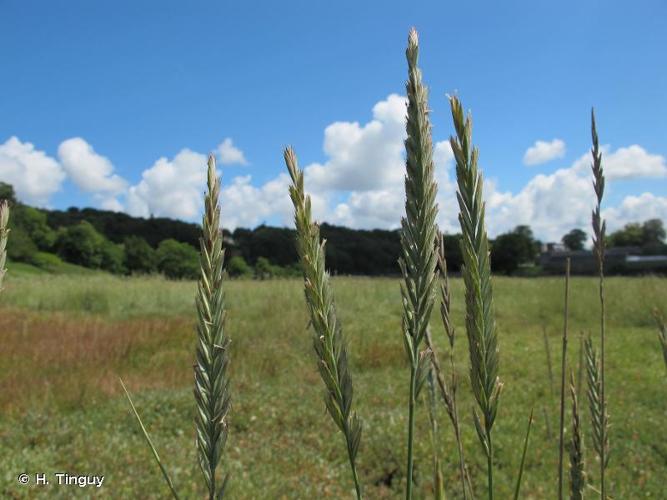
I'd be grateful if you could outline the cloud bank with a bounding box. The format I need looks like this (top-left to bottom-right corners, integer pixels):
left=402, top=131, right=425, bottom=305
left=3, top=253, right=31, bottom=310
left=1, top=95, right=665, bottom=243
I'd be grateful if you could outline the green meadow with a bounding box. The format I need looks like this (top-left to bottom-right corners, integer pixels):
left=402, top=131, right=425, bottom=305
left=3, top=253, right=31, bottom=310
left=1, top=267, right=665, bottom=498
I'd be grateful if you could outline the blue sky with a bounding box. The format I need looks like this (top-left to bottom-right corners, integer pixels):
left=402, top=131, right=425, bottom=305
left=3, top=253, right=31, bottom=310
left=1, top=0, right=665, bottom=241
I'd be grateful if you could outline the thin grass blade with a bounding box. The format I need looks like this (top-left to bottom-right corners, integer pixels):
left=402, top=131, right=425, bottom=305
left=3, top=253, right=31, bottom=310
left=119, top=378, right=180, bottom=500
left=513, top=408, right=534, bottom=500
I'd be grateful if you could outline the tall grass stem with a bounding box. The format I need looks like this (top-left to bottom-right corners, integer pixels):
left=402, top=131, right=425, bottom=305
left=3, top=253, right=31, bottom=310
left=400, top=27, right=440, bottom=499
left=558, top=258, right=571, bottom=499
left=449, top=94, right=501, bottom=500
left=590, top=109, right=608, bottom=498
left=284, top=147, right=363, bottom=500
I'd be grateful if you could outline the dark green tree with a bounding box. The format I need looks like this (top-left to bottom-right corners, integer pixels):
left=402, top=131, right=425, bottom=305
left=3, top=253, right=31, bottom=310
left=226, top=255, right=252, bottom=277
left=642, top=219, right=665, bottom=245
left=608, top=222, right=643, bottom=247
left=54, top=221, right=107, bottom=268
left=12, top=205, right=56, bottom=250
left=0, top=183, right=17, bottom=204
left=100, top=240, right=126, bottom=274
left=562, top=228, right=588, bottom=251
left=124, top=236, right=156, bottom=274
left=156, top=239, right=199, bottom=279
left=491, top=225, right=538, bottom=274
left=6, top=227, right=38, bottom=263
left=254, top=256, right=273, bottom=280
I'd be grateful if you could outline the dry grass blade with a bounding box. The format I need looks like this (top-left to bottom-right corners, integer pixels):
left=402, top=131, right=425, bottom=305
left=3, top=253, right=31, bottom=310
left=284, top=146, right=363, bottom=500
left=513, top=408, right=534, bottom=500
left=558, top=258, right=571, bottom=499
left=399, top=27, right=440, bottom=500
left=569, top=372, right=586, bottom=500
left=0, top=200, right=9, bottom=293
left=652, top=309, right=667, bottom=371
left=449, top=94, right=501, bottom=500
left=590, top=109, right=609, bottom=499
left=120, top=378, right=180, bottom=499
left=194, top=155, right=231, bottom=500
left=584, top=336, right=609, bottom=472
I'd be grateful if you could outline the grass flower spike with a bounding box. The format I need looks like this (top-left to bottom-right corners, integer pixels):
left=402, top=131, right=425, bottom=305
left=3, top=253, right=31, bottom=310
left=449, top=94, right=501, bottom=499
left=584, top=336, right=608, bottom=475
left=194, top=154, right=232, bottom=499
left=569, top=372, right=586, bottom=500
left=284, top=146, right=363, bottom=499
left=399, top=27, right=440, bottom=499
left=590, top=109, right=609, bottom=498
left=0, top=200, right=9, bottom=292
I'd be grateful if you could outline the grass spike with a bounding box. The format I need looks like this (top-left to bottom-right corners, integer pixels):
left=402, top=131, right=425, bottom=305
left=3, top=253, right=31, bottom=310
left=590, top=109, right=609, bottom=499
left=449, top=94, right=501, bottom=500
left=584, top=337, right=609, bottom=474
left=569, top=371, right=586, bottom=500
left=194, top=154, right=231, bottom=500
left=400, top=27, right=440, bottom=500
left=0, top=200, right=9, bottom=293
left=284, top=146, right=363, bottom=500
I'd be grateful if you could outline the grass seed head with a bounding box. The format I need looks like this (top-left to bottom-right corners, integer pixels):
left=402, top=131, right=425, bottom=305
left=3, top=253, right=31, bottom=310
left=569, top=371, right=586, bottom=500
left=194, top=154, right=231, bottom=498
left=0, top=200, right=9, bottom=292
left=284, top=146, right=363, bottom=499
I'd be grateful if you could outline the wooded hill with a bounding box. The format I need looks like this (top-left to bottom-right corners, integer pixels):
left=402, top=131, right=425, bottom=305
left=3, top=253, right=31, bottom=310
left=1, top=182, right=664, bottom=278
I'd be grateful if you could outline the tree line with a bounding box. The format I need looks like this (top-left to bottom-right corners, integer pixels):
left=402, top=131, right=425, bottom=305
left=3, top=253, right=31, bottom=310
left=1, top=182, right=664, bottom=279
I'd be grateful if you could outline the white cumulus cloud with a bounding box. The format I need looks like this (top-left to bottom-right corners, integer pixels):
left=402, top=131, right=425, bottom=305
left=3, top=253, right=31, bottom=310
left=218, top=173, right=309, bottom=230
left=58, top=137, right=127, bottom=210
left=305, top=93, right=407, bottom=192
left=217, top=138, right=248, bottom=166
left=603, top=192, right=667, bottom=228
left=0, top=136, right=66, bottom=205
left=523, top=139, right=566, bottom=166
left=600, top=145, right=667, bottom=180
left=126, top=149, right=208, bottom=220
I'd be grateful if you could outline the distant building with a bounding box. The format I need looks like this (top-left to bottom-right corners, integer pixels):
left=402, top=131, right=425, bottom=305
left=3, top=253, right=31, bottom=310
left=539, top=245, right=667, bottom=275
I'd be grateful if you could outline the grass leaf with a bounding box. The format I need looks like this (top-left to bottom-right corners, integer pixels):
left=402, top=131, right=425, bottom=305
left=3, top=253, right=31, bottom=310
left=119, top=378, right=180, bottom=500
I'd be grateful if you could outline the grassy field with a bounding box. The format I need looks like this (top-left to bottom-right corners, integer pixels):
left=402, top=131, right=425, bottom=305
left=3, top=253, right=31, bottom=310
left=0, top=270, right=665, bottom=498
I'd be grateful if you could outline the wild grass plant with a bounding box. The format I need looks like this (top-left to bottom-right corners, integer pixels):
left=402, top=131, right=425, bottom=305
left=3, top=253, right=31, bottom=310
left=120, top=154, right=231, bottom=499
left=284, top=147, right=363, bottom=499
left=399, top=28, right=440, bottom=500
left=0, top=200, right=8, bottom=293
left=568, top=372, right=586, bottom=499
left=557, top=258, right=571, bottom=499
left=193, top=155, right=232, bottom=499
left=449, top=94, right=502, bottom=499
left=589, top=110, right=610, bottom=498
left=3, top=26, right=666, bottom=500
left=426, top=232, right=472, bottom=499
